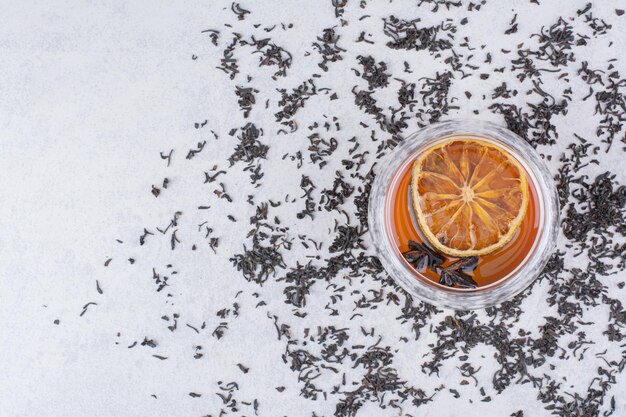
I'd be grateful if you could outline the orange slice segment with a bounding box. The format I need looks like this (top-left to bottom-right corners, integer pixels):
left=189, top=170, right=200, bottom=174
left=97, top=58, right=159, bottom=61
left=411, top=139, right=529, bottom=257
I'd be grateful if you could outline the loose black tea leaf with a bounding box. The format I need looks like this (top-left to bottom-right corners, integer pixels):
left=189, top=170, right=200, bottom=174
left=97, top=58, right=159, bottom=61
left=186, top=141, right=206, bottom=159
left=313, top=27, right=345, bottom=72
left=383, top=15, right=453, bottom=53
left=141, top=337, right=157, bottom=348
left=357, top=55, right=390, bottom=89
left=231, top=2, right=250, bottom=20
left=235, top=86, right=258, bottom=118
left=160, top=149, right=173, bottom=167
left=79, top=302, right=97, bottom=317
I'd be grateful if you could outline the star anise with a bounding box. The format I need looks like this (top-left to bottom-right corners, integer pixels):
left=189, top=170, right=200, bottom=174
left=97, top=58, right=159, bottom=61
left=402, top=240, right=445, bottom=271
left=436, top=256, right=479, bottom=289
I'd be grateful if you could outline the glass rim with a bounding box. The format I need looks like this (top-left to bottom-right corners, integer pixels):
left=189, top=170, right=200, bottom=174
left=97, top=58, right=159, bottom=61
left=368, top=119, right=560, bottom=310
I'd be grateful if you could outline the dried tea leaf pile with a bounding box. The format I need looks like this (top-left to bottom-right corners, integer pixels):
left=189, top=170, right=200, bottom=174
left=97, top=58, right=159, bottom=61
left=95, top=2, right=626, bottom=416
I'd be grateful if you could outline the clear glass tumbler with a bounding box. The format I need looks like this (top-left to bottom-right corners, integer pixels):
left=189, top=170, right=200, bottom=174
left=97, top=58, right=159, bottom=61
left=368, top=120, right=559, bottom=309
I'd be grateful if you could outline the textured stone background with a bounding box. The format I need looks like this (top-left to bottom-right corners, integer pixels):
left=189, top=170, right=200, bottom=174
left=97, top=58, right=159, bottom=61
left=1, top=1, right=625, bottom=416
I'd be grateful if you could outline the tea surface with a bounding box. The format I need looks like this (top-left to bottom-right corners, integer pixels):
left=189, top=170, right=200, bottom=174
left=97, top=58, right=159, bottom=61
left=392, top=145, right=540, bottom=287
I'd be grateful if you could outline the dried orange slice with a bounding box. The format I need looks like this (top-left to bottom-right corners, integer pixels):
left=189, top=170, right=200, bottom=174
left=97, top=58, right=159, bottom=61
left=411, top=139, right=529, bottom=257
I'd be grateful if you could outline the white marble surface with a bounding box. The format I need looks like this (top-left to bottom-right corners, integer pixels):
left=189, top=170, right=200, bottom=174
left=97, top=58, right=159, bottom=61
left=1, top=1, right=625, bottom=416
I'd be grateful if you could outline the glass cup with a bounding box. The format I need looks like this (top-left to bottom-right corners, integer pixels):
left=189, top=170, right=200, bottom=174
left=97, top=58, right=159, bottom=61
left=368, top=120, right=559, bottom=309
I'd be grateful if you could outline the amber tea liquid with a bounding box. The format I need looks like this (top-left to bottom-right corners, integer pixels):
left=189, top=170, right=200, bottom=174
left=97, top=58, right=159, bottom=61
left=391, top=140, right=541, bottom=288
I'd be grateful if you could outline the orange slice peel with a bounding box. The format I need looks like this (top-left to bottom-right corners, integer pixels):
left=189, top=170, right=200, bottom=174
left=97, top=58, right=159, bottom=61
left=411, top=139, right=529, bottom=258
